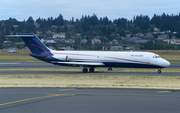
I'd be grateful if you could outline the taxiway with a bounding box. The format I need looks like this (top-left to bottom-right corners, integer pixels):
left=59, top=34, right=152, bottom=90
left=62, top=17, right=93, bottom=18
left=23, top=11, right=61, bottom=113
left=0, top=62, right=179, bottom=75
left=0, top=62, right=179, bottom=69
left=0, top=88, right=180, bottom=113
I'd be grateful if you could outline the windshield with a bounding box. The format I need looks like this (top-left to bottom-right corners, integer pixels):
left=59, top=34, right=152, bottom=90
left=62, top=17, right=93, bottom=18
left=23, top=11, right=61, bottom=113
left=153, top=55, right=161, bottom=58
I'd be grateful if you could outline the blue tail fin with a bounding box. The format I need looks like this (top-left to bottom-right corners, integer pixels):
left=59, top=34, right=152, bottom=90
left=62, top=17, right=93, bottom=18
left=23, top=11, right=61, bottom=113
left=21, top=34, right=50, bottom=53
left=7, top=33, right=52, bottom=57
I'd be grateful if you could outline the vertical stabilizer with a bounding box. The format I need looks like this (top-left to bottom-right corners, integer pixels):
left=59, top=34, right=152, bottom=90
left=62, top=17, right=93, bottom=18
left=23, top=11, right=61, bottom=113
left=7, top=33, right=51, bottom=56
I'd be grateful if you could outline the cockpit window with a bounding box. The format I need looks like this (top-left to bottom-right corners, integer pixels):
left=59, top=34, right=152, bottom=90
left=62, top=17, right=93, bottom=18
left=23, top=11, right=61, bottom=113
left=153, top=55, right=161, bottom=58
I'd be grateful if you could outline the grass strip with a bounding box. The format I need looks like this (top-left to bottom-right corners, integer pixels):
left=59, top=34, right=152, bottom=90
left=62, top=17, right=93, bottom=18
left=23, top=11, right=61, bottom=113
left=0, top=56, right=40, bottom=62
left=0, top=74, right=180, bottom=90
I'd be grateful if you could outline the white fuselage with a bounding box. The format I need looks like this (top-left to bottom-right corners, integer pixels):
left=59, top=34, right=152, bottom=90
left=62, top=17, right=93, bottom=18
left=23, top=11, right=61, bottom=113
left=50, top=50, right=170, bottom=68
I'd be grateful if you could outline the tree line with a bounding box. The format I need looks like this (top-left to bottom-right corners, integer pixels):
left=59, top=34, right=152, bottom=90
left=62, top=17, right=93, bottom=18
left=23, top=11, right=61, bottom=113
left=0, top=13, right=180, bottom=50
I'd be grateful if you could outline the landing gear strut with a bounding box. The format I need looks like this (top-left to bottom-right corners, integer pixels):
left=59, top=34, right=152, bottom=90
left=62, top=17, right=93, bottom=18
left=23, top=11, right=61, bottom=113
left=158, top=68, right=161, bottom=74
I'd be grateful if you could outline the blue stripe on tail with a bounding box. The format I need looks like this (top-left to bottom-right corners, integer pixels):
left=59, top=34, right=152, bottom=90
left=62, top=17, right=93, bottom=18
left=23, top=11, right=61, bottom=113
left=20, top=34, right=49, bottom=53
left=20, top=34, right=52, bottom=60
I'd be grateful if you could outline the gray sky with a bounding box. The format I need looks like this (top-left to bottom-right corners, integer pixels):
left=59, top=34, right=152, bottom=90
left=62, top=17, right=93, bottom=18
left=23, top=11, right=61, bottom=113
left=1, top=0, right=180, bottom=21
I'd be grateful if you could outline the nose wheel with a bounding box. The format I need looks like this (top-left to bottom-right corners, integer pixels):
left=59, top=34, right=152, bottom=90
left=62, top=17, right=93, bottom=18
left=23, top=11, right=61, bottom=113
left=158, top=68, right=161, bottom=73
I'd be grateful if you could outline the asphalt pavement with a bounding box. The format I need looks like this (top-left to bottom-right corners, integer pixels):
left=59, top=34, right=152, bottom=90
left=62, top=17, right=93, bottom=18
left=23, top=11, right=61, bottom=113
left=0, top=62, right=179, bottom=69
left=0, top=88, right=180, bottom=113
left=0, top=62, right=179, bottom=75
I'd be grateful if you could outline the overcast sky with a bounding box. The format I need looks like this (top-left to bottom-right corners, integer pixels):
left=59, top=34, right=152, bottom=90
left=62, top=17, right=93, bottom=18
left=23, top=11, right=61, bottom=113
left=1, top=0, right=180, bottom=21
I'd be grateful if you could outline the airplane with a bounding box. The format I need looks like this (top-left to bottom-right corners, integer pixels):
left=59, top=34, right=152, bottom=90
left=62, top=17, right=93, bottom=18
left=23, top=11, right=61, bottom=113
left=7, top=33, right=170, bottom=73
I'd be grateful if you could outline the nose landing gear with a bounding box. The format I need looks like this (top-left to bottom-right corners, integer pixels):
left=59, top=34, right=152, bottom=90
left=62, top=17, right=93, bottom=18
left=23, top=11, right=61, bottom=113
left=158, top=68, right=161, bottom=73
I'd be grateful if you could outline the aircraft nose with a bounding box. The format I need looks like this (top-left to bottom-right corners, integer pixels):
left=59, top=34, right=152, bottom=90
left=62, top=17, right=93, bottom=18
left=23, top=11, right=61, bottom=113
left=163, top=60, right=171, bottom=67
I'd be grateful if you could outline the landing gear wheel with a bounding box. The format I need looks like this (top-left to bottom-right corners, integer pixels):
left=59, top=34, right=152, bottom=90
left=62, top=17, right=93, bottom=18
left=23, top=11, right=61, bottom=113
left=158, top=68, right=161, bottom=74
left=89, top=67, right=94, bottom=72
left=158, top=70, right=161, bottom=73
left=108, top=67, right=112, bottom=71
left=83, top=67, right=88, bottom=73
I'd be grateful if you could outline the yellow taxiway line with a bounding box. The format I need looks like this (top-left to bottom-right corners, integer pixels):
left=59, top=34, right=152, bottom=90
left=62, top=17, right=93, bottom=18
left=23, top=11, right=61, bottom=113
left=0, top=94, right=75, bottom=106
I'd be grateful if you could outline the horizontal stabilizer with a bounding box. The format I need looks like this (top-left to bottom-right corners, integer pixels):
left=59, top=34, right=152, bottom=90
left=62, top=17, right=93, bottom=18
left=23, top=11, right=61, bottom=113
left=57, top=62, right=105, bottom=66
left=7, top=35, right=34, bottom=38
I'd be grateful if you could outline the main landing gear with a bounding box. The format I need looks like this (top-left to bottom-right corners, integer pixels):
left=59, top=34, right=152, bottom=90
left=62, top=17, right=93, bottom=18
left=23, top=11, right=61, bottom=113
left=83, top=67, right=94, bottom=73
left=108, top=67, right=112, bottom=71
left=83, top=67, right=88, bottom=73
left=158, top=68, right=161, bottom=74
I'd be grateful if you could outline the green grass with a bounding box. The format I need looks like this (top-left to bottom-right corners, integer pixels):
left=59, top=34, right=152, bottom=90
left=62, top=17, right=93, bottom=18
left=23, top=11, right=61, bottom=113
left=1, top=74, right=180, bottom=89
left=15, top=42, right=25, bottom=45
left=0, top=55, right=40, bottom=62
left=0, top=50, right=40, bottom=62
left=164, top=57, right=180, bottom=63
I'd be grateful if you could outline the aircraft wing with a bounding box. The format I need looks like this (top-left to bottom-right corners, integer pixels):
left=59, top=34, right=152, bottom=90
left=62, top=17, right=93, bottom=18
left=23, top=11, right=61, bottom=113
left=57, top=62, right=105, bottom=66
